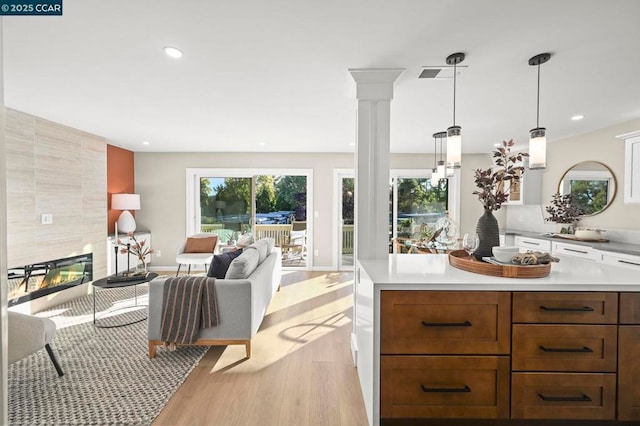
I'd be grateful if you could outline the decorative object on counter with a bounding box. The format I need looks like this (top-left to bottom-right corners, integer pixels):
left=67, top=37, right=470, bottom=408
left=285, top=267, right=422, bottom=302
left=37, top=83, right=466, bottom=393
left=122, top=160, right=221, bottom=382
left=544, top=192, right=585, bottom=234
left=449, top=250, right=551, bottom=278
left=574, top=227, right=606, bottom=241
left=473, top=140, right=529, bottom=259
left=462, top=233, right=480, bottom=257
left=117, top=232, right=154, bottom=273
left=492, top=246, right=519, bottom=263
left=511, top=251, right=559, bottom=265
left=434, top=211, right=459, bottom=247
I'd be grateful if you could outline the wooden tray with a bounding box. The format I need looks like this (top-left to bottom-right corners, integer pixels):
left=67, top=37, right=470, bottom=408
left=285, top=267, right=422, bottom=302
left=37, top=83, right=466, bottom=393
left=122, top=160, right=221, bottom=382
left=448, top=250, right=551, bottom=278
left=551, top=234, right=609, bottom=243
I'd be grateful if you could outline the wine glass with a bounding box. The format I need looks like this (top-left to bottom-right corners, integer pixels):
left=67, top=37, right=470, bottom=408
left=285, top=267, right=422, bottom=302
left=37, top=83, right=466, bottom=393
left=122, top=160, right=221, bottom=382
left=462, top=233, right=480, bottom=258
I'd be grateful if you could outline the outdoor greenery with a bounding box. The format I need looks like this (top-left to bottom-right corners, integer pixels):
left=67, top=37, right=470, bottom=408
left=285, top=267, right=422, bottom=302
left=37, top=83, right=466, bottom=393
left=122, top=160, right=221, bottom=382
left=570, top=180, right=608, bottom=215
left=395, top=178, right=447, bottom=215
left=342, top=178, right=354, bottom=224
left=200, top=175, right=307, bottom=223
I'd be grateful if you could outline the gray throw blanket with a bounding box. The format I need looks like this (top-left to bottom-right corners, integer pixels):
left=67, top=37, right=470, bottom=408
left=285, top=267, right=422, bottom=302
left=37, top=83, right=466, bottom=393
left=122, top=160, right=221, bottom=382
left=160, top=276, right=219, bottom=344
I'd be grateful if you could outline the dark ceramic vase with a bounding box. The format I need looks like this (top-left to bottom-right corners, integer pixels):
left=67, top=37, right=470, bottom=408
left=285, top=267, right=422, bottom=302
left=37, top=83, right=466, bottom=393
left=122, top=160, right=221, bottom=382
left=475, top=209, right=500, bottom=260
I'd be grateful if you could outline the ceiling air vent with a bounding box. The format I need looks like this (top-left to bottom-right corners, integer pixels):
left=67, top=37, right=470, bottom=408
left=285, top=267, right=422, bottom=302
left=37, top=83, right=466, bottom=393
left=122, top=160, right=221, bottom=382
left=418, top=66, right=467, bottom=79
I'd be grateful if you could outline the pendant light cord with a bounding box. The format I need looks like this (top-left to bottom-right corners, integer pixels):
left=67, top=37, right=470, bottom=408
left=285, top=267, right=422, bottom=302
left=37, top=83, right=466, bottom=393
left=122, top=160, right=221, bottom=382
left=536, top=64, right=541, bottom=128
left=452, top=63, right=457, bottom=126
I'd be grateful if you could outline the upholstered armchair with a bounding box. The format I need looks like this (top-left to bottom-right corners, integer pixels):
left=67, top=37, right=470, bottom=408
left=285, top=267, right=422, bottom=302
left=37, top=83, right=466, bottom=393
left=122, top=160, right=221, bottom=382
left=175, top=233, right=219, bottom=276
left=8, top=311, right=64, bottom=377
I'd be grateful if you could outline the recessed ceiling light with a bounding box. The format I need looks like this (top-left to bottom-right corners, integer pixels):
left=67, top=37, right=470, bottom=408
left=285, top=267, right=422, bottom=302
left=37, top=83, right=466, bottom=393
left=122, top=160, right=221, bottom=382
left=571, top=114, right=584, bottom=121
left=259, top=141, right=266, bottom=146
left=349, top=142, right=355, bottom=146
left=493, top=143, right=501, bottom=147
left=163, top=46, right=183, bottom=59
left=142, top=140, right=150, bottom=145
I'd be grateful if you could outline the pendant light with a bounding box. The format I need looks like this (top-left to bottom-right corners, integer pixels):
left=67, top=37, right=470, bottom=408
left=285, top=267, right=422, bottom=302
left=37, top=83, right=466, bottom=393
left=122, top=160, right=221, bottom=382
left=446, top=52, right=465, bottom=169
left=430, top=132, right=440, bottom=186
left=528, top=53, right=551, bottom=169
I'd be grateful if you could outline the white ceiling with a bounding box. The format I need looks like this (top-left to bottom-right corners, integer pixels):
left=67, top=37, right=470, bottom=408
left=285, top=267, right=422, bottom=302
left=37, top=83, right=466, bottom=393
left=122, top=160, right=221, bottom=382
left=4, top=0, right=640, bottom=154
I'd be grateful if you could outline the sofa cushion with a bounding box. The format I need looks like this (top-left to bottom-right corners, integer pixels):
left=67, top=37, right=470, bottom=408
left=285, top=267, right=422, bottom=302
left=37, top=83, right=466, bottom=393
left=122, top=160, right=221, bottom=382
left=264, top=237, right=275, bottom=254
left=207, top=249, right=242, bottom=279
left=225, top=247, right=260, bottom=279
left=247, top=239, right=270, bottom=264
left=236, top=233, right=254, bottom=248
left=184, top=235, right=218, bottom=253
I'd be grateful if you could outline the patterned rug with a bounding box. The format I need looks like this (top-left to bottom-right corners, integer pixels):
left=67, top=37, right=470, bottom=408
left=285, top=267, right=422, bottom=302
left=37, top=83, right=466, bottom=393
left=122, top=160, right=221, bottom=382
left=8, top=283, right=208, bottom=425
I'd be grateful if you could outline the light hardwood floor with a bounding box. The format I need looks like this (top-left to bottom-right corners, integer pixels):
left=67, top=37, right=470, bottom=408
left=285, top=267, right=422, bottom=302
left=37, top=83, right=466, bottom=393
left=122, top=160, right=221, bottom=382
left=152, top=270, right=368, bottom=426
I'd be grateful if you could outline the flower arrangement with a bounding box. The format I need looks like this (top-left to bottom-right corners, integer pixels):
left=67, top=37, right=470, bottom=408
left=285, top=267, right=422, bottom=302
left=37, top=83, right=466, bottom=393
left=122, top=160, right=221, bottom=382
left=118, top=232, right=155, bottom=271
left=473, top=139, right=529, bottom=211
left=545, top=193, right=585, bottom=226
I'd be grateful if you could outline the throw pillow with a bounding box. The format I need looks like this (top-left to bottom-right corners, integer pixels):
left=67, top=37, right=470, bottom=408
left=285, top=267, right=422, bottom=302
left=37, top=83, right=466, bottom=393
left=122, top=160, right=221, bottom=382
left=236, top=233, right=255, bottom=248
left=225, top=248, right=260, bottom=279
left=264, top=237, right=275, bottom=253
left=247, top=239, right=269, bottom=264
left=184, top=236, right=218, bottom=253
left=207, top=249, right=242, bottom=279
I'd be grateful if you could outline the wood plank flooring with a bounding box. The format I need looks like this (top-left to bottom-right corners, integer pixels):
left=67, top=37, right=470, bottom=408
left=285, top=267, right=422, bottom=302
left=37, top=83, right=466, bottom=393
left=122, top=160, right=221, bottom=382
left=152, top=270, right=368, bottom=426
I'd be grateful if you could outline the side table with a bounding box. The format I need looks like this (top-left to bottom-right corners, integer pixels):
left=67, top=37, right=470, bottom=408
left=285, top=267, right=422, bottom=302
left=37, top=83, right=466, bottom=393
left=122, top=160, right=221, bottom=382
left=92, top=272, right=158, bottom=328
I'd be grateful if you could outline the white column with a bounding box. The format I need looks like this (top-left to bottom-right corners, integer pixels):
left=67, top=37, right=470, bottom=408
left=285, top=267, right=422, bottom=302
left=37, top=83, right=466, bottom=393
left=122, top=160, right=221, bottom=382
left=349, top=69, right=404, bottom=260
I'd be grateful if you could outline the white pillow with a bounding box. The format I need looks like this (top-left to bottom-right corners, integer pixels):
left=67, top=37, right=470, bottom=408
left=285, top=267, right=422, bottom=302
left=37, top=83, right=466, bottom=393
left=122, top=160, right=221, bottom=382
left=247, top=239, right=269, bottom=264
left=236, top=233, right=255, bottom=248
left=225, top=247, right=260, bottom=279
left=264, top=237, right=275, bottom=253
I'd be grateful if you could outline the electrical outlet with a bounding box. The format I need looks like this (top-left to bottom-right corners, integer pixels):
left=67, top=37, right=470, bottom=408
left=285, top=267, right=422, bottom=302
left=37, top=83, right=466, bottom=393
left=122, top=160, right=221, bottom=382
left=41, top=213, right=53, bottom=225
left=155, top=250, right=161, bottom=257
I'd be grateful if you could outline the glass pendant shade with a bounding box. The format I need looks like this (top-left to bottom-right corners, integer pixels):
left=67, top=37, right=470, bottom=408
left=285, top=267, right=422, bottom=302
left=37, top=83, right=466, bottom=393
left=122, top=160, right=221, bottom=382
left=529, top=127, right=547, bottom=169
left=446, top=126, right=462, bottom=168
left=431, top=167, right=440, bottom=186
left=437, top=160, right=446, bottom=177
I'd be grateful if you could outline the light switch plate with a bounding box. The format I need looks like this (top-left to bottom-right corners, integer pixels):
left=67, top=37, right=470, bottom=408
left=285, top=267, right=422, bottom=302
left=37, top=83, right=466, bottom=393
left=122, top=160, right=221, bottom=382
left=41, top=213, right=53, bottom=224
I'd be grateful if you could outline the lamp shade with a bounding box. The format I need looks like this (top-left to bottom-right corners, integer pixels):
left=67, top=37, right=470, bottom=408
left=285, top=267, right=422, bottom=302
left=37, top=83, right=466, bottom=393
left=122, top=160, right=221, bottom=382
left=111, top=193, right=141, bottom=211
left=529, top=127, right=547, bottom=169
left=446, top=126, right=462, bottom=169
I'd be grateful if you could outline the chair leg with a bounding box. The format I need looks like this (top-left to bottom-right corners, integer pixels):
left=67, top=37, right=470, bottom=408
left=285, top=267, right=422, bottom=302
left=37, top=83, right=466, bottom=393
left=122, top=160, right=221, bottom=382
left=45, top=343, right=64, bottom=377
left=176, top=264, right=182, bottom=277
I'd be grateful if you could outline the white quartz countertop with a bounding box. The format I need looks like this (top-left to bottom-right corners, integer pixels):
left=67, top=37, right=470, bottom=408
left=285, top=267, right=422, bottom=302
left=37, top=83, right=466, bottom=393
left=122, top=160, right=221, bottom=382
left=358, top=254, right=640, bottom=292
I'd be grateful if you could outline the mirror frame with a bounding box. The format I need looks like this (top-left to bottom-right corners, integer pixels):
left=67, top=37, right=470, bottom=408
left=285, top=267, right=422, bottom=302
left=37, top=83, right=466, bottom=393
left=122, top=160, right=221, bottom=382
left=557, top=161, right=617, bottom=217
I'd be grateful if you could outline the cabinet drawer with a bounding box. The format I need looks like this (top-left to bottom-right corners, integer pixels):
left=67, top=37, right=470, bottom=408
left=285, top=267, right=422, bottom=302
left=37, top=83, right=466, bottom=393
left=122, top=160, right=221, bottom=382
left=512, top=292, right=618, bottom=324
left=551, top=242, right=600, bottom=261
left=512, top=325, right=617, bottom=372
left=601, top=251, right=640, bottom=270
left=618, top=326, right=640, bottom=420
left=512, top=373, right=616, bottom=420
left=381, top=291, right=511, bottom=354
left=514, top=236, right=551, bottom=253
left=381, top=356, right=510, bottom=419
left=620, top=293, right=640, bottom=324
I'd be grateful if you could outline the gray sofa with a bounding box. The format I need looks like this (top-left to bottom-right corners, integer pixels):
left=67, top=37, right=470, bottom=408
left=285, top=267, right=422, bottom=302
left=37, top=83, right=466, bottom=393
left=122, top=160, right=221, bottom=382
left=147, top=247, right=282, bottom=358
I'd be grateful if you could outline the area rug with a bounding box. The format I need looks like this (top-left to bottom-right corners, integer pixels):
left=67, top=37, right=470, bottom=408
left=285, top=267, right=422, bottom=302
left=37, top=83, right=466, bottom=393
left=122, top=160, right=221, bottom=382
left=8, top=283, right=208, bottom=425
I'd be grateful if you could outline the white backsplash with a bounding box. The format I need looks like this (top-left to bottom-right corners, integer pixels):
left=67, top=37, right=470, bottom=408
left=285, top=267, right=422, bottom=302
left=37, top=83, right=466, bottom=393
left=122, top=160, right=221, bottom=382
left=505, top=205, right=640, bottom=245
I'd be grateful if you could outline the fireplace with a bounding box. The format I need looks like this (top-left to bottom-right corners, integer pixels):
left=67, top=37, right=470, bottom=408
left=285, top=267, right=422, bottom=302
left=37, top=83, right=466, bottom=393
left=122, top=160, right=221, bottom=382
left=8, top=253, right=93, bottom=307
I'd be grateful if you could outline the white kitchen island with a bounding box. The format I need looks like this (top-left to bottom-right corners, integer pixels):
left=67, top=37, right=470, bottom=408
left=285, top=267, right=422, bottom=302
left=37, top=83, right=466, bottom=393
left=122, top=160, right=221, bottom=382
left=355, top=253, right=640, bottom=425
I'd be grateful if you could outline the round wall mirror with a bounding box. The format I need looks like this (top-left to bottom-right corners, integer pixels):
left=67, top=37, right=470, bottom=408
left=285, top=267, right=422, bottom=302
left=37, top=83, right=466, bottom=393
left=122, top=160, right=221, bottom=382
left=557, top=161, right=617, bottom=216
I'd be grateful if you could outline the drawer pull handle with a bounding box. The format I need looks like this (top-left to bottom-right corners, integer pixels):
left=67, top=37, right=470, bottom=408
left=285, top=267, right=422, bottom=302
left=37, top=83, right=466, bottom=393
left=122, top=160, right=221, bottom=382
left=564, top=248, right=589, bottom=254
left=538, top=393, right=592, bottom=402
left=522, top=241, right=540, bottom=245
left=539, top=305, right=594, bottom=312
left=421, top=320, right=472, bottom=327
left=619, top=259, right=640, bottom=267
left=539, top=345, right=593, bottom=353
left=421, top=385, right=471, bottom=393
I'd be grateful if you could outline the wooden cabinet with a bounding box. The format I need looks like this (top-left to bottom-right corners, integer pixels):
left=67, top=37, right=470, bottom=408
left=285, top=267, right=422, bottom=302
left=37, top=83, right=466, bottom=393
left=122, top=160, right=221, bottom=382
left=381, top=356, right=510, bottom=419
left=380, top=291, right=511, bottom=420
left=617, top=130, right=640, bottom=204
left=379, top=289, right=639, bottom=423
left=512, top=291, right=618, bottom=420
left=381, top=291, right=511, bottom=355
